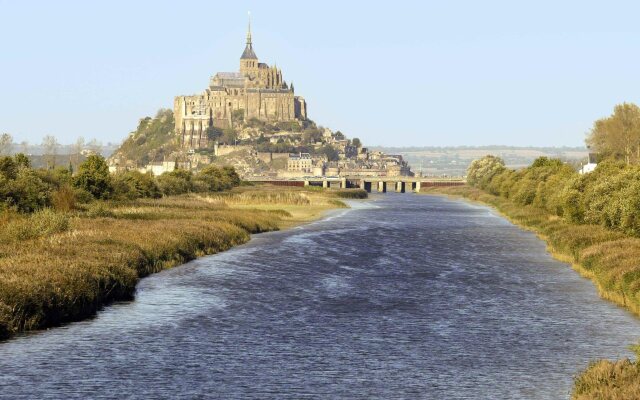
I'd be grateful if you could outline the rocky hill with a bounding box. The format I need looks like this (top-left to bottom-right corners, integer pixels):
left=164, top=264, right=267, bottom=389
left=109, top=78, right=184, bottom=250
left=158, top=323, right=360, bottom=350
left=108, top=109, right=362, bottom=175
left=108, top=109, right=179, bottom=169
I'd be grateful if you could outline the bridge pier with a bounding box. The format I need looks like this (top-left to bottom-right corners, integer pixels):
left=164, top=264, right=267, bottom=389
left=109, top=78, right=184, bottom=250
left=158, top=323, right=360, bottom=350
left=362, top=180, right=372, bottom=193
left=407, top=181, right=420, bottom=192
left=246, top=178, right=463, bottom=192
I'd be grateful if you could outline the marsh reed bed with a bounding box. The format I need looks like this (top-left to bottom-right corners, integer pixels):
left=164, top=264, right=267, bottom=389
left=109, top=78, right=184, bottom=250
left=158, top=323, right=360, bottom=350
left=0, top=187, right=359, bottom=340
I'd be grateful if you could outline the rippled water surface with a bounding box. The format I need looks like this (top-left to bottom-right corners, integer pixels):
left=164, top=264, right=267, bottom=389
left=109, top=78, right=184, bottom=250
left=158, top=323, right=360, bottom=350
left=2, top=194, right=640, bottom=399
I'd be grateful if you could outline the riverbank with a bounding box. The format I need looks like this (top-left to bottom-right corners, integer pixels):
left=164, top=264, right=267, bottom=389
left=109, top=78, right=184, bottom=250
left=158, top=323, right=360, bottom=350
left=422, top=185, right=640, bottom=399
left=0, top=186, right=364, bottom=340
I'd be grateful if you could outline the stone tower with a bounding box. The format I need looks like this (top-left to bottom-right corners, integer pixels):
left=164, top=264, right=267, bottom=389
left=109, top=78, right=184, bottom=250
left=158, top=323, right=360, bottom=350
left=240, top=21, right=258, bottom=76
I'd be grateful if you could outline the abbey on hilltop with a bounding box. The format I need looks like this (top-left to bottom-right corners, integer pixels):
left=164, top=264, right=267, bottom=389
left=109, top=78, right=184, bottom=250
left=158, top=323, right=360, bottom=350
left=174, top=22, right=308, bottom=149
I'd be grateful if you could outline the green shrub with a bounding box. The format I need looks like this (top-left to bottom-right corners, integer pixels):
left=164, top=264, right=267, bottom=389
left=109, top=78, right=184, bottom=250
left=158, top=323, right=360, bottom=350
left=0, top=156, right=17, bottom=180
left=2, top=209, right=69, bottom=241
left=334, top=189, right=368, bottom=199
left=157, top=169, right=193, bottom=196
left=30, top=208, right=70, bottom=235
left=73, top=187, right=94, bottom=204
left=112, top=170, right=161, bottom=200
left=194, top=165, right=240, bottom=192
left=466, top=155, right=506, bottom=189
left=13, top=153, right=30, bottom=169
left=73, top=155, right=112, bottom=199
left=1, top=168, right=52, bottom=212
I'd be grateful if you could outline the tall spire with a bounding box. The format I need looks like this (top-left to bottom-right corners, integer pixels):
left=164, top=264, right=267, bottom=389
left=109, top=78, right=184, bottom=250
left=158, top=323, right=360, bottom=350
left=246, top=11, right=252, bottom=45
left=240, top=12, right=258, bottom=60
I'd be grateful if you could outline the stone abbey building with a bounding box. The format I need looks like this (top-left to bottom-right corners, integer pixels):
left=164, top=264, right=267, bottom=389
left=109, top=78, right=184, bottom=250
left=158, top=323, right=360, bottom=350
left=174, top=24, right=308, bottom=149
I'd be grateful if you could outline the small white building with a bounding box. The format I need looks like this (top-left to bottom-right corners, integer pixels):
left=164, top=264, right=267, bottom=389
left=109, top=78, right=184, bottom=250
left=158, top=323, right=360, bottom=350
left=579, top=153, right=598, bottom=174
left=139, top=161, right=176, bottom=176
left=287, top=153, right=312, bottom=172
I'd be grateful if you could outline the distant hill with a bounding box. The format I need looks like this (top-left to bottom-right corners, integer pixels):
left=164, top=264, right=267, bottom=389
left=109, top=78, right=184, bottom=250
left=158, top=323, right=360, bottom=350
left=373, top=146, right=589, bottom=176
left=109, top=109, right=179, bottom=167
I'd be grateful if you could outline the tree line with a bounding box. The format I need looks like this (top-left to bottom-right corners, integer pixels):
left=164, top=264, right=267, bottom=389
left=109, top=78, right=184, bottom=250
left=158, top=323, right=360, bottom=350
left=0, top=153, right=241, bottom=213
left=0, top=132, right=105, bottom=169
left=464, top=102, right=640, bottom=235
left=467, top=154, right=640, bottom=236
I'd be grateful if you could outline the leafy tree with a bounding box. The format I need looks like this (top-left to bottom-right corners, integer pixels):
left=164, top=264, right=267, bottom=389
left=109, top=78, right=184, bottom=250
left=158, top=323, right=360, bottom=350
left=302, top=129, right=322, bottom=145
left=221, top=128, right=238, bottom=145
left=232, top=109, right=245, bottom=124
left=206, top=126, right=224, bottom=142
left=51, top=166, right=73, bottom=186
left=196, top=166, right=228, bottom=192
left=193, top=166, right=241, bottom=192
left=0, top=168, right=51, bottom=212
left=222, top=166, right=241, bottom=186
left=87, top=138, right=103, bottom=155
left=0, top=157, right=17, bottom=180
left=72, top=136, right=85, bottom=167
left=352, top=138, right=362, bottom=148
left=275, top=121, right=302, bottom=132
left=112, top=171, right=161, bottom=199
left=157, top=169, right=193, bottom=196
left=42, top=135, right=59, bottom=169
left=13, top=153, right=31, bottom=169
left=255, top=142, right=310, bottom=154
left=587, top=103, right=640, bottom=165
left=256, top=134, right=268, bottom=144
left=318, top=145, right=339, bottom=161
left=334, top=131, right=346, bottom=140
left=73, top=155, right=112, bottom=199
left=246, top=117, right=266, bottom=129
left=0, top=133, right=13, bottom=156
left=466, top=155, right=506, bottom=188
left=531, top=156, right=563, bottom=168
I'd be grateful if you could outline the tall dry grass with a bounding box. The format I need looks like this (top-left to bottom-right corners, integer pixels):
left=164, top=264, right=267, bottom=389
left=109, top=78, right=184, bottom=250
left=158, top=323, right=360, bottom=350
left=573, top=358, right=640, bottom=400
left=0, top=187, right=364, bottom=340
left=1, top=209, right=70, bottom=242
left=204, top=190, right=312, bottom=205
left=51, top=184, right=76, bottom=212
left=333, top=189, right=368, bottom=199
left=0, top=196, right=281, bottom=339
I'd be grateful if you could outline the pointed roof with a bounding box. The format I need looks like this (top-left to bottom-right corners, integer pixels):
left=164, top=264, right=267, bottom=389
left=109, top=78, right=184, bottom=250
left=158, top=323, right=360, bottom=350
left=240, top=17, right=258, bottom=60
left=241, top=44, right=257, bottom=60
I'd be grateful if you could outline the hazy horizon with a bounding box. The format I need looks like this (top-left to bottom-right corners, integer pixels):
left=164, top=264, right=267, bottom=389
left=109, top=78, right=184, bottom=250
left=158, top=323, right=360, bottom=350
left=2, top=1, right=639, bottom=147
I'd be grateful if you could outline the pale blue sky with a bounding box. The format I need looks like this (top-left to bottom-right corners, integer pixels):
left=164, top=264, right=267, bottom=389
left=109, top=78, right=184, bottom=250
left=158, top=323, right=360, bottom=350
left=1, top=0, right=639, bottom=147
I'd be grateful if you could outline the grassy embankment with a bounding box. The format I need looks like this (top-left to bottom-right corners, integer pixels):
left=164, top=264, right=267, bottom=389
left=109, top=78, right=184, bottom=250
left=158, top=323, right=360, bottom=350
left=422, top=184, right=640, bottom=399
left=0, top=186, right=365, bottom=340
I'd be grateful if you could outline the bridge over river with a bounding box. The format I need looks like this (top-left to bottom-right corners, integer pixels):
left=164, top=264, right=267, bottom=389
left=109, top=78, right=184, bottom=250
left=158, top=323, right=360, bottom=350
left=246, top=176, right=466, bottom=193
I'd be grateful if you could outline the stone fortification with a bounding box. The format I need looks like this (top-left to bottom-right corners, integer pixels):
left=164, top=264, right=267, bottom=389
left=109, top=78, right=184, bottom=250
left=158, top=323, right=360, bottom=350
left=175, top=22, right=307, bottom=149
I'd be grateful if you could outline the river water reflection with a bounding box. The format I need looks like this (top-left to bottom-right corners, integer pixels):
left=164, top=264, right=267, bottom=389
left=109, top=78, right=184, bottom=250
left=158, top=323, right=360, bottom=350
left=1, top=194, right=639, bottom=399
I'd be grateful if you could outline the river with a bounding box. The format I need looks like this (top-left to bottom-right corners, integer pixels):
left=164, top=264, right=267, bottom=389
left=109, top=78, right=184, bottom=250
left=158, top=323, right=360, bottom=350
left=1, top=194, right=639, bottom=399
